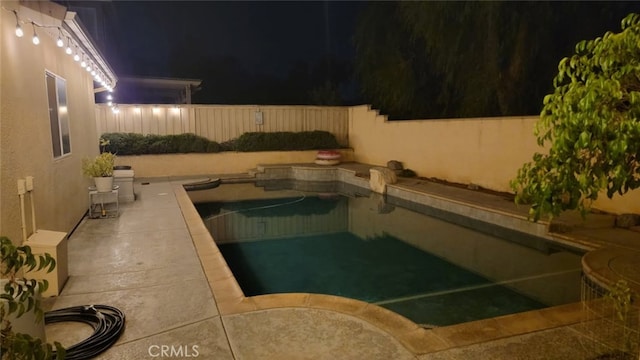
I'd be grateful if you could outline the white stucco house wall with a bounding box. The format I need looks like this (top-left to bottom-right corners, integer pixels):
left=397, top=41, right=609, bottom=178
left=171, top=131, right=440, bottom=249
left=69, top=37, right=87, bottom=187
left=1, top=1, right=117, bottom=243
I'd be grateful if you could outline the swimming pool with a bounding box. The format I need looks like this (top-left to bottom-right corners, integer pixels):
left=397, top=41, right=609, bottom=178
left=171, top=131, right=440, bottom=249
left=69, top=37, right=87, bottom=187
left=193, top=181, right=583, bottom=326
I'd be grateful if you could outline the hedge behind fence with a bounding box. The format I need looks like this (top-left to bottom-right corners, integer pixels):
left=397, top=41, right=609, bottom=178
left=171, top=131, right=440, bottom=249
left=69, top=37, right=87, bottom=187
left=235, top=131, right=340, bottom=152
left=101, top=133, right=221, bottom=155
left=100, top=131, right=341, bottom=155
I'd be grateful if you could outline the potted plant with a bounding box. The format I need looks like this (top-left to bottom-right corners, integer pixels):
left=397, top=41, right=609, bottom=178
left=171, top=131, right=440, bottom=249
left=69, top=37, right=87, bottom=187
left=82, top=138, right=117, bottom=193
left=1, top=236, right=65, bottom=359
left=82, top=152, right=116, bottom=193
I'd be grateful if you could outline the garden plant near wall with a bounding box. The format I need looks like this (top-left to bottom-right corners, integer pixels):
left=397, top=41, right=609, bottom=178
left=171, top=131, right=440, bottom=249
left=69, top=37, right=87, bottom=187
left=511, top=13, right=640, bottom=222
left=100, top=131, right=341, bottom=155
left=1, top=237, right=65, bottom=360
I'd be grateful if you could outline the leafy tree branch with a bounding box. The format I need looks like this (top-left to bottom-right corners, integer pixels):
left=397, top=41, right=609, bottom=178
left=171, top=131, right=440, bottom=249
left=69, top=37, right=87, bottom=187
left=512, top=13, right=640, bottom=221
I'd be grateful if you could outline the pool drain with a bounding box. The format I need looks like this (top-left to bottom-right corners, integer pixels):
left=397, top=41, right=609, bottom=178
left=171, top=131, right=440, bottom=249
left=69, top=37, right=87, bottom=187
left=45, top=304, right=125, bottom=360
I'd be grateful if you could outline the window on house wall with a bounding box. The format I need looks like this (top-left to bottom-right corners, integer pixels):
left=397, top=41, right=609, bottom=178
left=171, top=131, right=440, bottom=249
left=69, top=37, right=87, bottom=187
left=46, top=72, right=71, bottom=158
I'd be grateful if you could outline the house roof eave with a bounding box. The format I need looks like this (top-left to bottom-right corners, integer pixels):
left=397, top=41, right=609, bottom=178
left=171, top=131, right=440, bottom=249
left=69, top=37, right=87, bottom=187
left=63, top=11, right=117, bottom=91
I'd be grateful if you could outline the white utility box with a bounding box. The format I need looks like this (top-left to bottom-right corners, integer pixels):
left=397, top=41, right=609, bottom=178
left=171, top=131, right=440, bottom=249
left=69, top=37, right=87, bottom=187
left=25, top=230, right=68, bottom=297
left=114, top=169, right=134, bottom=202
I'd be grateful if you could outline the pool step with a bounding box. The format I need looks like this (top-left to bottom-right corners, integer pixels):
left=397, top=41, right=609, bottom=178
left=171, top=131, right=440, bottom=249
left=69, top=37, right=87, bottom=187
left=251, top=165, right=293, bottom=180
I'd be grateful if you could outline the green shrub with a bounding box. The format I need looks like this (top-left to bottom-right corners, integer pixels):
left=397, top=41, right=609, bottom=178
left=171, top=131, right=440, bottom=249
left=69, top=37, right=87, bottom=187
left=101, top=133, right=221, bottom=155
left=235, top=131, right=340, bottom=152
left=101, top=132, right=145, bottom=155
left=206, top=142, right=221, bottom=153
left=101, top=131, right=340, bottom=154
left=180, top=134, right=211, bottom=153
left=147, top=139, right=170, bottom=154
left=219, top=139, right=237, bottom=152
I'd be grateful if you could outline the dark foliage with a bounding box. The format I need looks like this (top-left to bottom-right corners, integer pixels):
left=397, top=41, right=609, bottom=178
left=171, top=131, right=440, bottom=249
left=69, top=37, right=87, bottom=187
left=101, top=133, right=221, bottom=155
left=101, top=131, right=340, bottom=154
left=235, top=131, right=341, bottom=152
left=354, top=1, right=640, bottom=119
left=219, top=139, right=238, bottom=152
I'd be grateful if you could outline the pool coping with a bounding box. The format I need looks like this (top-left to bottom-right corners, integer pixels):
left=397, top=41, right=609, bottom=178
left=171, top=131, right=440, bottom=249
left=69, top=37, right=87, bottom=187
left=172, top=180, right=589, bottom=355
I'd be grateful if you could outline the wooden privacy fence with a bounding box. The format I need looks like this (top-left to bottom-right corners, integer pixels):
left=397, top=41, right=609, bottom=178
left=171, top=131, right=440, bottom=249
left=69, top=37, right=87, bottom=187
left=95, top=104, right=350, bottom=146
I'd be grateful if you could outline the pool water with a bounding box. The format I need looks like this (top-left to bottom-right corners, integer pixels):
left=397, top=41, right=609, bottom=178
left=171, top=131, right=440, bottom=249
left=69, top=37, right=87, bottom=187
left=194, top=182, right=583, bottom=327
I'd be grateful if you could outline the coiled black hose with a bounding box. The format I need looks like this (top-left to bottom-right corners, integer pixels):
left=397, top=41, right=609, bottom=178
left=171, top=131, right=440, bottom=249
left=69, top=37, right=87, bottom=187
left=45, top=305, right=125, bottom=360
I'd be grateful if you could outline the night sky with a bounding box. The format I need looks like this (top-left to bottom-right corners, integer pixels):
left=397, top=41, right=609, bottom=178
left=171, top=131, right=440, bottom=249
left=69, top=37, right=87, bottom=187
left=109, top=1, right=362, bottom=79
left=61, top=1, right=640, bottom=114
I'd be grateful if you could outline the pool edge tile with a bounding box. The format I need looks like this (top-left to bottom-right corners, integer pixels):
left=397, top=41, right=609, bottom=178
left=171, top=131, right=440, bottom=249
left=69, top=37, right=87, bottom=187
left=218, top=298, right=257, bottom=315
left=355, top=303, right=420, bottom=335
left=397, top=328, right=452, bottom=354
left=430, top=317, right=512, bottom=348
left=210, top=276, right=244, bottom=299
left=252, top=293, right=311, bottom=310
left=492, top=309, right=560, bottom=336
left=307, top=293, right=368, bottom=314
left=536, top=301, right=586, bottom=325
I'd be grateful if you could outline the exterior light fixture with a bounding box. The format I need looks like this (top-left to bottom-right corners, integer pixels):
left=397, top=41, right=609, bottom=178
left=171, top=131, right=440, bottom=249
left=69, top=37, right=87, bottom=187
left=56, top=28, right=64, bottom=47
left=80, top=56, right=87, bottom=68
left=106, top=94, right=113, bottom=101
left=13, top=11, right=23, bottom=37
left=73, top=46, right=80, bottom=61
left=65, top=37, right=72, bottom=54
left=31, top=23, right=39, bottom=45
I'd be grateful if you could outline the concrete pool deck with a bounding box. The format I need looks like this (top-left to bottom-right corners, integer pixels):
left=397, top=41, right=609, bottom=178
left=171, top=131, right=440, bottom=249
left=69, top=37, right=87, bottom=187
left=43, top=163, right=640, bottom=359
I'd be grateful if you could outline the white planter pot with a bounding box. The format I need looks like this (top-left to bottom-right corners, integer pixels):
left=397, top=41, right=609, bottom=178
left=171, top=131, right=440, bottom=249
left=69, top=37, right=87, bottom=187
left=0, top=279, right=46, bottom=341
left=94, top=176, right=114, bottom=192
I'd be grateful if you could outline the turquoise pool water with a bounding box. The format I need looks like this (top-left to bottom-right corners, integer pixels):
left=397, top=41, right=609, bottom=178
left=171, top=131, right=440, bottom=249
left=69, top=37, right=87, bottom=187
left=194, top=182, right=583, bottom=326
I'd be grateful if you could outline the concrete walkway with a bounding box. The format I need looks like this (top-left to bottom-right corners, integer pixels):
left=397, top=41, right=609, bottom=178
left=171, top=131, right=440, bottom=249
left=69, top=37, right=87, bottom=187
left=43, top=172, right=640, bottom=359
left=46, top=181, right=232, bottom=358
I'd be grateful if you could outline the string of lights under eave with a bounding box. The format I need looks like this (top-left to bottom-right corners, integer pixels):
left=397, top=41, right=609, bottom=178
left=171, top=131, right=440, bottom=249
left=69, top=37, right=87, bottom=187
left=4, top=6, right=120, bottom=113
